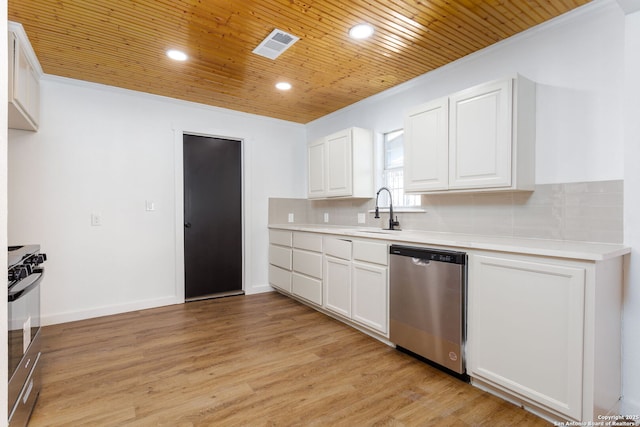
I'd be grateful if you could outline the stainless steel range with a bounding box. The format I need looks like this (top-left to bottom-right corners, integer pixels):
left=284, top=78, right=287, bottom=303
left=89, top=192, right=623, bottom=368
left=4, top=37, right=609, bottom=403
left=8, top=245, right=46, bottom=427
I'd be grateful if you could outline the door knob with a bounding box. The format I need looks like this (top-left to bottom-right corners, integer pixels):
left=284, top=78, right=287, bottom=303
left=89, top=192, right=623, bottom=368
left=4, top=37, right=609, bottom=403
left=184, top=222, right=192, bottom=228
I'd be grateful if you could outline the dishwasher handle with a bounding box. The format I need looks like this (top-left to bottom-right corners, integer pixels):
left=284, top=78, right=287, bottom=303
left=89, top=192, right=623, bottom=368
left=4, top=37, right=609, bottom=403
left=390, top=244, right=466, bottom=265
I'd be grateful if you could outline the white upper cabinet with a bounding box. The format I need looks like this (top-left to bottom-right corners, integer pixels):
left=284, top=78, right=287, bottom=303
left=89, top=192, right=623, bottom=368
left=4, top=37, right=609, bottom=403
left=404, top=75, right=536, bottom=193
left=307, top=127, right=374, bottom=199
left=8, top=21, right=43, bottom=131
left=404, top=97, right=449, bottom=191
left=307, top=138, right=326, bottom=198
left=449, top=79, right=513, bottom=189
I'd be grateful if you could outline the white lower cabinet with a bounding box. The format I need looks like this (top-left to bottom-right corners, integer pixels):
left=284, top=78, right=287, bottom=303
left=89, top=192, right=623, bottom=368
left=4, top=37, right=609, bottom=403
left=352, top=261, right=387, bottom=334
left=468, top=252, right=623, bottom=422
left=324, top=255, right=352, bottom=318
left=268, top=230, right=293, bottom=293
left=292, top=273, right=322, bottom=305
left=321, top=237, right=389, bottom=336
left=269, top=228, right=626, bottom=424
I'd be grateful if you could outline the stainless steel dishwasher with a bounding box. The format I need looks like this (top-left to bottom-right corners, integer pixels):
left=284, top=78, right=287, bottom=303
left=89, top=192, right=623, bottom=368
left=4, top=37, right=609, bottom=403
left=389, top=245, right=467, bottom=375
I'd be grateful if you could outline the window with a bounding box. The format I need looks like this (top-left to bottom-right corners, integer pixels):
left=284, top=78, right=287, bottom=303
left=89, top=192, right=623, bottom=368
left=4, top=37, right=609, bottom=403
left=381, top=130, right=421, bottom=208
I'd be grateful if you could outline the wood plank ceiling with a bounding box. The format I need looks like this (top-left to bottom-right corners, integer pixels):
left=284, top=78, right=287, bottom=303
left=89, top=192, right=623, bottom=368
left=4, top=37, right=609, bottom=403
left=8, top=0, right=591, bottom=124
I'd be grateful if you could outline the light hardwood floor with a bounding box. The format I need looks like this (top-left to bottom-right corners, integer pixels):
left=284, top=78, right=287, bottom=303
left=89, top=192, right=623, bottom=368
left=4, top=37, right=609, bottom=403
left=29, top=292, right=551, bottom=426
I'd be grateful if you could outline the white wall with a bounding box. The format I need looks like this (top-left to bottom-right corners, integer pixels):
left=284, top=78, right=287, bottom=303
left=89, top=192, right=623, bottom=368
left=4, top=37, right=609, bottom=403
left=622, top=7, right=640, bottom=418
left=306, top=0, right=625, bottom=186
left=8, top=77, right=306, bottom=325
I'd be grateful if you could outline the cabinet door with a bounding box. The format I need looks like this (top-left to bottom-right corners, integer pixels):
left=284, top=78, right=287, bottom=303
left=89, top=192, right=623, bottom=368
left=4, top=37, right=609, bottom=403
left=404, top=97, right=449, bottom=192
left=325, top=129, right=352, bottom=197
left=308, top=138, right=326, bottom=198
left=468, top=254, right=585, bottom=420
left=449, top=79, right=512, bottom=189
left=352, top=261, right=388, bottom=334
left=324, top=256, right=351, bottom=318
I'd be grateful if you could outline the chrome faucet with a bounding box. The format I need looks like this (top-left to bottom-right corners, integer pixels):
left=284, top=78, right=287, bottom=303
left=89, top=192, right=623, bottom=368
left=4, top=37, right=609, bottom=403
left=374, top=187, right=400, bottom=230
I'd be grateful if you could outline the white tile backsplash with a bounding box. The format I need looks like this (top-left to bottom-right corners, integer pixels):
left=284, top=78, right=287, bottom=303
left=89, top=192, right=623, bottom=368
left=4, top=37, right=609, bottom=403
left=269, top=180, right=623, bottom=244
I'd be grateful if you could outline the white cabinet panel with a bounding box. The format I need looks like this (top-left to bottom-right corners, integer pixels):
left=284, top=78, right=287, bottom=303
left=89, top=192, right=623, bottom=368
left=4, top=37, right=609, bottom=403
left=269, top=265, right=292, bottom=293
left=307, top=138, right=326, bottom=198
left=352, top=261, right=388, bottom=334
left=306, top=127, right=373, bottom=199
left=403, top=75, right=535, bottom=194
left=449, top=79, right=512, bottom=189
left=404, top=97, right=449, bottom=191
left=8, top=23, right=42, bottom=131
left=326, top=129, right=352, bottom=197
left=269, top=229, right=292, bottom=247
left=292, top=250, right=322, bottom=279
left=468, top=254, right=585, bottom=420
left=352, top=240, right=388, bottom=266
left=324, top=256, right=351, bottom=318
left=292, top=273, right=322, bottom=305
left=324, top=237, right=352, bottom=260
left=269, top=245, right=292, bottom=270
left=293, top=232, right=323, bottom=252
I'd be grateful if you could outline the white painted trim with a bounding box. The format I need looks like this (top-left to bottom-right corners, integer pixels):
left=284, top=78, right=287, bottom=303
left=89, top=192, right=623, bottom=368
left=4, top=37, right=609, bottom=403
left=8, top=20, right=43, bottom=76
left=41, top=296, right=182, bottom=326
left=172, top=125, right=249, bottom=300
left=249, top=283, right=275, bottom=295
left=173, top=129, right=186, bottom=302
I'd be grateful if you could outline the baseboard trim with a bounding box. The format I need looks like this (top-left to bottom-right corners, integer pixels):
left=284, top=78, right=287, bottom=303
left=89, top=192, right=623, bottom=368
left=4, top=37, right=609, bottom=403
left=41, top=295, right=183, bottom=326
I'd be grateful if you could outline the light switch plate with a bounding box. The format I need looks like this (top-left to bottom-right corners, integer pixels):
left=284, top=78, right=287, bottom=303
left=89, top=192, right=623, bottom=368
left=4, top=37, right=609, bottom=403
left=357, top=213, right=366, bottom=224
left=324, top=213, right=329, bottom=223
left=288, top=213, right=294, bottom=223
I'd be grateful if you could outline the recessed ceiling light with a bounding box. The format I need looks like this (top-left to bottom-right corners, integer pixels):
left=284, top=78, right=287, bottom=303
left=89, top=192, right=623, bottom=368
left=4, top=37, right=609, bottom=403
left=166, top=49, right=188, bottom=61
left=349, top=23, right=374, bottom=40
left=275, top=82, right=292, bottom=91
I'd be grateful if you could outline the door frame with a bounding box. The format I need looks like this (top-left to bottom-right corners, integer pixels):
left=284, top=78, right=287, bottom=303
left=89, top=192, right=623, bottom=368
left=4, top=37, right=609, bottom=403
left=173, top=125, right=248, bottom=303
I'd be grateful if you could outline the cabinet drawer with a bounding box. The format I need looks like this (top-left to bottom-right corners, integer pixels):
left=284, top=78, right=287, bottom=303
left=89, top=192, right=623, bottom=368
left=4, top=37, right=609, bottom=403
left=269, top=229, right=292, bottom=247
left=269, top=265, right=292, bottom=293
left=269, top=245, right=292, bottom=270
left=293, top=232, right=323, bottom=252
left=324, top=237, right=352, bottom=260
left=353, top=241, right=388, bottom=265
left=292, top=249, right=323, bottom=279
left=292, top=273, right=322, bottom=305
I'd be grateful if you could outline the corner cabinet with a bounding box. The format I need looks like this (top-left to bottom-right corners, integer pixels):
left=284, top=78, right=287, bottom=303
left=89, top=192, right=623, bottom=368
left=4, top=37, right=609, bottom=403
left=8, top=21, right=43, bottom=131
left=467, top=251, right=623, bottom=422
left=404, top=75, right=535, bottom=193
left=307, top=127, right=374, bottom=199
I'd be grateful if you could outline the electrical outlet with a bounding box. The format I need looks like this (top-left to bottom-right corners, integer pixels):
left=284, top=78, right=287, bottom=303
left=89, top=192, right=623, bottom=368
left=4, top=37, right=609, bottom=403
left=288, top=213, right=294, bottom=223
left=91, top=213, right=102, bottom=226
left=324, top=213, right=329, bottom=223
left=358, top=213, right=366, bottom=224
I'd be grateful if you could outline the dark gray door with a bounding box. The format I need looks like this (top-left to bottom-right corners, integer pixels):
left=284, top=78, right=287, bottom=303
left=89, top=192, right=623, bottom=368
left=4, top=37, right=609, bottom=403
left=183, top=134, right=243, bottom=300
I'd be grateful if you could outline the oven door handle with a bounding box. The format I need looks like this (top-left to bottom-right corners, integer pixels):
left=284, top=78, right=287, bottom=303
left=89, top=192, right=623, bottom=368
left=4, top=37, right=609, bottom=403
left=8, top=268, right=44, bottom=302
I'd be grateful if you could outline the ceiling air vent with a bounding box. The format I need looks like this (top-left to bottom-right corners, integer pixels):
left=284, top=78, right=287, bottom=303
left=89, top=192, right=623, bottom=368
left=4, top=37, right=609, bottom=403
left=252, top=29, right=299, bottom=60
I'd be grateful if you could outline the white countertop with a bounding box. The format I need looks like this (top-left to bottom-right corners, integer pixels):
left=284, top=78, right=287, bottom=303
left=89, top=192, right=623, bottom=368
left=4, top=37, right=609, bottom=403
left=269, top=224, right=631, bottom=261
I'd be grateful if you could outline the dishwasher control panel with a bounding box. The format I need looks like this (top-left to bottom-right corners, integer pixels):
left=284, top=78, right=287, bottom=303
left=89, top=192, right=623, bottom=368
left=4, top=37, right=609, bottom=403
left=389, top=245, right=466, bottom=265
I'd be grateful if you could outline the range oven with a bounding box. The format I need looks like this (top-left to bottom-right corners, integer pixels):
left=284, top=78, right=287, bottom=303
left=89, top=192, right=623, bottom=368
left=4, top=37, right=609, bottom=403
left=8, top=245, right=46, bottom=427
